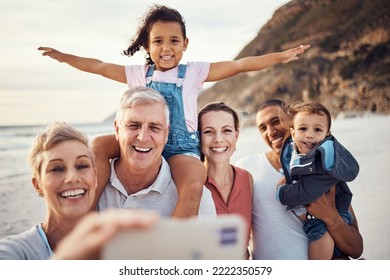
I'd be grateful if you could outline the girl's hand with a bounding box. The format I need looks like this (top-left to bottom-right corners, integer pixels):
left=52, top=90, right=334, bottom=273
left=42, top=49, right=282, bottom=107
left=38, top=47, right=65, bottom=62
left=281, top=44, right=310, bottom=63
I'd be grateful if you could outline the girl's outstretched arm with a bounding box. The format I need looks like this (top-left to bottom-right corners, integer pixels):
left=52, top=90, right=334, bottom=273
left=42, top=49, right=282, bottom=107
left=91, top=134, right=120, bottom=210
left=206, top=44, right=310, bottom=82
left=38, top=47, right=127, bottom=83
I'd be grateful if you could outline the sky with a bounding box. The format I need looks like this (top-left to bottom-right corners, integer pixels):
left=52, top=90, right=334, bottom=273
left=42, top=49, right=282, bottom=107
left=0, top=0, right=289, bottom=126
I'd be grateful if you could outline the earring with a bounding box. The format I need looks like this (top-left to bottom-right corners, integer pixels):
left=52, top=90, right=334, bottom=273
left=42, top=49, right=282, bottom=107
left=36, top=187, right=43, bottom=197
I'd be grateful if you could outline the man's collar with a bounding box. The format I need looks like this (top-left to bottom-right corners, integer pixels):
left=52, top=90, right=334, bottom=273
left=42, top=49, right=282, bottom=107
left=110, top=157, right=173, bottom=196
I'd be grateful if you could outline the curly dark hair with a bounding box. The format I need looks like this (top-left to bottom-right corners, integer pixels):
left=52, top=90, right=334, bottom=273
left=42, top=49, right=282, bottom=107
left=123, top=4, right=187, bottom=65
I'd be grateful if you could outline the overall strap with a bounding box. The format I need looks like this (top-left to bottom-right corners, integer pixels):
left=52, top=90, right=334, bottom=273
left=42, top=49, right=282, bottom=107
left=176, top=64, right=187, bottom=87
left=145, top=64, right=155, bottom=85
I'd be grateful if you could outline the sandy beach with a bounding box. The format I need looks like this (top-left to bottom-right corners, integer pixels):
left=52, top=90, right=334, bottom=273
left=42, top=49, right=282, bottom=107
left=0, top=115, right=389, bottom=259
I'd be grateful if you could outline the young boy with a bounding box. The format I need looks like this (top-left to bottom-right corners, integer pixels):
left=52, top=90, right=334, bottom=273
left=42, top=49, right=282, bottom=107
left=276, top=101, right=359, bottom=259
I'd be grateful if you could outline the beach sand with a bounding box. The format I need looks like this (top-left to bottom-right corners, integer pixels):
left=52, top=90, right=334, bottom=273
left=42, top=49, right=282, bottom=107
left=1, top=115, right=389, bottom=259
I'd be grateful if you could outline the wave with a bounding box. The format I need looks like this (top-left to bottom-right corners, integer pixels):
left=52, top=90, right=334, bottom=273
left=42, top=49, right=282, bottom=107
left=0, top=171, right=30, bottom=181
left=0, top=143, right=31, bottom=152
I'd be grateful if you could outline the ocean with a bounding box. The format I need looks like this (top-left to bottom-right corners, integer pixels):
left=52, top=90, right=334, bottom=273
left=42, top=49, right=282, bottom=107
left=0, top=115, right=389, bottom=259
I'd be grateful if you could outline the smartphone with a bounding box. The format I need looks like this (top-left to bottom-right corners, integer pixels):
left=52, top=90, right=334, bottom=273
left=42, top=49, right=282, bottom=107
left=102, top=214, right=246, bottom=260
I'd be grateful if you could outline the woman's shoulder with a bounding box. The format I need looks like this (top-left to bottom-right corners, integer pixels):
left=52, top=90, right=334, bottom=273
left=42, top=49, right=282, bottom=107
left=232, top=165, right=251, bottom=176
left=0, top=225, right=45, bottom=260
left=232, top=165, right=253, bottom=187
left=0, top=225, right=40, bottom=243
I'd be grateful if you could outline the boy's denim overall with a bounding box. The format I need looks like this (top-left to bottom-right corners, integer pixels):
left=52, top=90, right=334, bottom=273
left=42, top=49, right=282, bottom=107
left=145, top=64, right=200, bottom=160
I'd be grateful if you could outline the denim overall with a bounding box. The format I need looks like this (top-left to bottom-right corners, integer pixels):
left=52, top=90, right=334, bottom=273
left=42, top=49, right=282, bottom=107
left=145, top=64, right=200, bottom=160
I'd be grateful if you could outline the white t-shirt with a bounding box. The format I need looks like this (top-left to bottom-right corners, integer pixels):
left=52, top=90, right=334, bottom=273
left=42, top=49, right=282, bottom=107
left=235, top=152, right=308, bottom=260
left=125, top=62, right=210, bottom=132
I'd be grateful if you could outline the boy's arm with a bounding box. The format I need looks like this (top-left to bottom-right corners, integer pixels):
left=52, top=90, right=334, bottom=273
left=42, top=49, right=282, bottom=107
left=277, top=172, right=339, bottom=206
left=38, top=47, right=127, bottom=83
left=206, top=44, right=310, bottom=82
left=306, top=187, right=363, bottom=259
left=91, top=134, right=120, bottom=210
